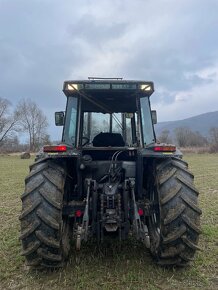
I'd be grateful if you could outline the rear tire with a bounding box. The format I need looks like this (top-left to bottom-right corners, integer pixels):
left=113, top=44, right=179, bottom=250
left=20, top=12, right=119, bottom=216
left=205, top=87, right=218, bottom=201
left=149, top=157, right=202, bottom=266
left=20, top=160, right=70, bottom=268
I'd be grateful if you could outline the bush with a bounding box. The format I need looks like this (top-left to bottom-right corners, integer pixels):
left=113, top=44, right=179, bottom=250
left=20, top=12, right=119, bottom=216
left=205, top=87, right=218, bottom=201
left=209, top=144, right=218, bottom=153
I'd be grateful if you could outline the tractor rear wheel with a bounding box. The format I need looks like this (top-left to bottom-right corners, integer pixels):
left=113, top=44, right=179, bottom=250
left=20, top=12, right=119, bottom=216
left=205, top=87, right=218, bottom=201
left=149, top=157, right=202, bottom=266
left=20, top=160, right=70, bottom=268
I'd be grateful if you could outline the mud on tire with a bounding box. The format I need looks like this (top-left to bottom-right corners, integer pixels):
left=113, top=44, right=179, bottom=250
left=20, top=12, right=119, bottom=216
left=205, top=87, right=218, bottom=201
left=19, top=160, right=70, bottom=268
left=149, top=157, right=202, bottom=266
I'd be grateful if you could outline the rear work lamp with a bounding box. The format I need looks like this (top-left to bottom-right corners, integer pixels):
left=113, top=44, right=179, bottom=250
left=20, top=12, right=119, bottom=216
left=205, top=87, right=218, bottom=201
left=67, top=84, right=78, bottom=90
left=140, top=84, right=152, bottom=91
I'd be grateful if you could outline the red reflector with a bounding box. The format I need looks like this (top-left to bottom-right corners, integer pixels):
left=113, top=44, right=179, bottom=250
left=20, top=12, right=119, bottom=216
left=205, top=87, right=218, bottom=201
left=153, top=145, right=176, bottom=152
left=75, top=210, right=82, bottom=217
left=43, top=145, right=67, bottom=153
left=138, top=208, right=144, bottom=216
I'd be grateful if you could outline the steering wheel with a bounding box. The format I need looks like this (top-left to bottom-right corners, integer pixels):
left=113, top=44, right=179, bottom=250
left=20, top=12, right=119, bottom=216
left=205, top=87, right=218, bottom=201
left=82, top=137, right=90, bottom=146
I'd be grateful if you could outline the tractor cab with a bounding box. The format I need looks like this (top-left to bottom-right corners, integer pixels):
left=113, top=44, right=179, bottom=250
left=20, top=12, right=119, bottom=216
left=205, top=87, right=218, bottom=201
left=57, top=79, right=156, bottom=149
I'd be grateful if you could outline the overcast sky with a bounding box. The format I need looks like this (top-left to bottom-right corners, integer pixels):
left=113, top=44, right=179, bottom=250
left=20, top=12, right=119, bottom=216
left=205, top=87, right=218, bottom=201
left=0, top=0, right=218, bottom=140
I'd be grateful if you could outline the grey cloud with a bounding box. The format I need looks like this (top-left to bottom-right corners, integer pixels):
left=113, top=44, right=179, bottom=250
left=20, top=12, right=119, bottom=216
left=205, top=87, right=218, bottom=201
left=0, top=0, right=218, bottom=139
left=121, top=1, right=218, bottom=96
left=68, top=16, right=128, bottom=45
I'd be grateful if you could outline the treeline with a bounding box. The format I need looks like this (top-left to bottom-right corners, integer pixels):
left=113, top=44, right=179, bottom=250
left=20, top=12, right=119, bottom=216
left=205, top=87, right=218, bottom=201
left=0, top=97, right=50, bottom=153
left=158, top=127, right=218, bottom=153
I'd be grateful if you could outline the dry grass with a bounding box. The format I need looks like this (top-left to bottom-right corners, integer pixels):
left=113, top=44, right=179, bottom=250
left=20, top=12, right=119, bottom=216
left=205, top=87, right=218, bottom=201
left=179, top=147, right=210, bottom=154
left=0, top=154, right=217, bottom=290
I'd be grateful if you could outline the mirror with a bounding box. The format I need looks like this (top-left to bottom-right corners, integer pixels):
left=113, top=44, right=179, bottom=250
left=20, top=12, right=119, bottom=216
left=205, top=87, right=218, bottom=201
left=151, top=110, right=157, bottom=124
left=55, top=111, right=65, bottom=126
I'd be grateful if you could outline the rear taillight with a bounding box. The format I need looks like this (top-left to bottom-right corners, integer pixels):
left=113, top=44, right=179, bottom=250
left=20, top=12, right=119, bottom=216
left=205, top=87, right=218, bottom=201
left=138, top=208, right=144, bottom=216
left=153, top=145, right=176, bottom=152
left=75, top=210, right=83, bottom=217
left=43, top=145, right=67, bottom=153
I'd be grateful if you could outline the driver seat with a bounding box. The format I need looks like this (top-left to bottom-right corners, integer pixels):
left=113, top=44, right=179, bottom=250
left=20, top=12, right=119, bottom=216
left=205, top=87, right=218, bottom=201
left=93, top=132, right=125, bottom=147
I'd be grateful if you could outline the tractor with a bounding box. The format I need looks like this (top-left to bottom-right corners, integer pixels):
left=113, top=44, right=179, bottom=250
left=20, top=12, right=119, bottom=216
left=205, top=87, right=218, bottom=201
left=20, top=78, right=201, bottom=268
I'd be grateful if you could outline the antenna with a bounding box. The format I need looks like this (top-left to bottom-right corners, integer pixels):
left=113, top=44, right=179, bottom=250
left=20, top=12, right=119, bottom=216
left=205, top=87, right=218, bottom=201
left=88, top=77, right=123, bottom=80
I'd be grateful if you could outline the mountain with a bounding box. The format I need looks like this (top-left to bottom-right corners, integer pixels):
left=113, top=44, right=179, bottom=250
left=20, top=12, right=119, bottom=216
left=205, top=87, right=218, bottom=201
left=154, top=111, right=218, bottom=138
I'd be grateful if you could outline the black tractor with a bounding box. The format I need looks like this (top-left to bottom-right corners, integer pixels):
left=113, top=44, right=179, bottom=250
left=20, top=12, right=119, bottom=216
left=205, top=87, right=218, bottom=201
left=20, top=78, right=201, bottom=268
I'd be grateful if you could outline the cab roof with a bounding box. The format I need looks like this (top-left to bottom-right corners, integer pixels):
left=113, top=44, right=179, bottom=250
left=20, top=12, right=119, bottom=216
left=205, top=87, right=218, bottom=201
left=63, top=79, right=154, bottom=97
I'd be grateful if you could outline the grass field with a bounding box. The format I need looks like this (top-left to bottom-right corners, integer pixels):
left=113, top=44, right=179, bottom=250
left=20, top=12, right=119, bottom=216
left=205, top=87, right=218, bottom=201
left=0, top=154, right=217, bottom=290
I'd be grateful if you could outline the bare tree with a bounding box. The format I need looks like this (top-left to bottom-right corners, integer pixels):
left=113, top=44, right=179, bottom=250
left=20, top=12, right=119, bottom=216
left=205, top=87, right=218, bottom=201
left=210, top=127, right=218, bottom=144
left=0, top=98, right=20, bottom=146
left=209, top=127, right=218, bottom=153
left=158, top=129, right=172, bottom=144
left=174, top=127, right=208, bottom=147
left=16, top=99, right=49, bottom=151
left=174, top=127, right=190, bottom=147
left=188, top=131, right=208, bottom=147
